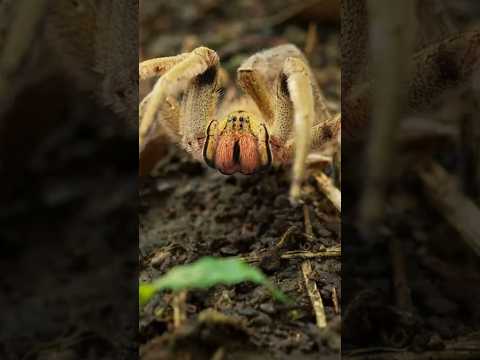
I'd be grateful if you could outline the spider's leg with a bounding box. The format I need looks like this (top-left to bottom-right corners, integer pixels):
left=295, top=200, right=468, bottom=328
left=139, top=47, right=219, bottom=154
left=280, top=56, right=317, bottom=203
left=139, top=53, right=190, bottom=151
left=178, top=56, right=220, bottom=161
left=140, top=93, right=180, bottom=143
left=139, top=54, right=189, bottom=81
left=139, top=54, right=187, bottom=151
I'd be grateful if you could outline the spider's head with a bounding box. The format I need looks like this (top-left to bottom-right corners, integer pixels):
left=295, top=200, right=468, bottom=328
left=203, top=111, right=272, bottom=175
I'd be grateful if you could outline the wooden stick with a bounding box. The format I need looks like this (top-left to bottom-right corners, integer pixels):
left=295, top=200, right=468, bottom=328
left=301, top=260, right=327, bottom=328
left=172, top=290, right=187, bottom=329
left=302, top=205, right=327, bottom=328
left=314, top=172, right=341, bottom=212
left=332, top=287, right=340, bottom=315
left=239, top=248, right=341, bottom=263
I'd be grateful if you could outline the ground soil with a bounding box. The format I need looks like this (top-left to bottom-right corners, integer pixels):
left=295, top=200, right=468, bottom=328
left=139, top=1, right=341, bottom=359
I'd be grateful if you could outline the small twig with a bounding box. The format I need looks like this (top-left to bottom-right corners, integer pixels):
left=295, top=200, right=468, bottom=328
left=276, top=225, right=297, bottom=248
left=303, top=204, right=314, bottom=239
left=302, top=260, right=327, bottom=328
left=283, top=248, right=341, bottom=259
left=172, top=290, right=187, bottom=329
left=314, top=171, right=341, bottom=212
left=417, top=161, right=480, bottom=256
left=302, top=205, right=327, bottom=328
left=240, top=247, right=341, bottom=264
left=332, top=287, right=339, bottom=315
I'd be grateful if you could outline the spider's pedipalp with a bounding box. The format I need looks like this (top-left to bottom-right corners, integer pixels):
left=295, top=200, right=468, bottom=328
left=237, top=67, right=274, bottom=124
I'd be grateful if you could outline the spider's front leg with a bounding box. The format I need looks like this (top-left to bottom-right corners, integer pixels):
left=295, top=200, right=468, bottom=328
left=139, top=47, right=219, bottom=154
left=281, top=56, right=316, bottom=202
left=280, top=57, right=341, bottom=201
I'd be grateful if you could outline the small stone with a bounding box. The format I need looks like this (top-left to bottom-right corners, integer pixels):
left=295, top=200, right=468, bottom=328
left=220, top=245, right=239, bottom=255
left=259, top=303, right=276, bottom=315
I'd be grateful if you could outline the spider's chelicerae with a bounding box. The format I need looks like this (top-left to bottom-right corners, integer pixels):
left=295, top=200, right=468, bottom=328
left=139, top=44, right=340, bottom=202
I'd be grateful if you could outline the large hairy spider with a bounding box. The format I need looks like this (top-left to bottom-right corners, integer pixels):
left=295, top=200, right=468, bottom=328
left=139, top=44, right=340, bottom=202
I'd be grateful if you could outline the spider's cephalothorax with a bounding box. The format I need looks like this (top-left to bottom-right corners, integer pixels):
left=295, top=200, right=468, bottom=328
left=203, top=111, right=271, bottom=175
left=139, top=45, right=340, bottom=202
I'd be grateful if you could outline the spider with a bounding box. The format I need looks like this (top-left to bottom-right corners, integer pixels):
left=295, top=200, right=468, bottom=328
left=139, top=44, right=340, bottom=202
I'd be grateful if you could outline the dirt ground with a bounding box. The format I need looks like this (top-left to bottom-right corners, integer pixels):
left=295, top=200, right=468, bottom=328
left=139, top=1, right=341, bottom=359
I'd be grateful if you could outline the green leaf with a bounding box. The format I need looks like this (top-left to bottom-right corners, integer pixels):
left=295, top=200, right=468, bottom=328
left=139, top=284, right=155, bottom=306
left=139, top=257, right=287, bottom=306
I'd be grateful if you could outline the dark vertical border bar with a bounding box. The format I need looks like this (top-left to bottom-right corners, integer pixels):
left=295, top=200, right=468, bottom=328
left=0, top=1, right=139, bottom=358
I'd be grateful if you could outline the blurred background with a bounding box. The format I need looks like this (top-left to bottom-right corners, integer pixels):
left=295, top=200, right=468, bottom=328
left=342, top=0, right=480, bottom=356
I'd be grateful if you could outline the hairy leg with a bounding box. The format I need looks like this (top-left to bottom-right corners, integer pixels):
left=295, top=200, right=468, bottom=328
left=178, top=56, right=220, bottom=160
left=139, top=54, right=187, bottom=148
left=281, top=56, right=316, bottom=203
left=139, top=54, right=189, bottom=81
left=139, top=47, right=219, bottom=154
left=140, top=93, right=181, bottom=143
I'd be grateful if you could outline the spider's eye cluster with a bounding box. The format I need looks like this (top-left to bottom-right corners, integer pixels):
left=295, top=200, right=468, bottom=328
left=203, top=112, right=271, bottom=175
